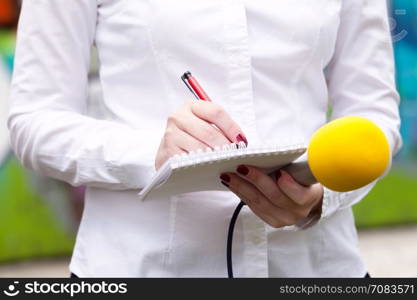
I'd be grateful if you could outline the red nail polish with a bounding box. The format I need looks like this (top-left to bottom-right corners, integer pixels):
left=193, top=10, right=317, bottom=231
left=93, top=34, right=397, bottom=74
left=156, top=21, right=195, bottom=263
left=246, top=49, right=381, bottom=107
left=280, top=170, right=294, bottom=183
left=237, top=165, right=249, bottom=176
left=221, top=181, right=230, bottom=188
left=236, top=134, right=248, bottom=145
left=220, top=174, right=231, bottom=182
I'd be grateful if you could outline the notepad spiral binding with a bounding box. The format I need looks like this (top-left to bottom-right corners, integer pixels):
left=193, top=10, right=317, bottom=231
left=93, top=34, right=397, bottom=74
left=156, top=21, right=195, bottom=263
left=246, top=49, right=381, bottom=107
left=169, top=140, right=306, bottom=170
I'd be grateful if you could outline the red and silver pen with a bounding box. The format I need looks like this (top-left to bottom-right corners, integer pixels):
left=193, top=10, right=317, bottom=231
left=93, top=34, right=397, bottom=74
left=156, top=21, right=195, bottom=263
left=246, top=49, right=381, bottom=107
left=181, top=71, right=248, bottom=145
left=181, top=71, right=212, bottom=102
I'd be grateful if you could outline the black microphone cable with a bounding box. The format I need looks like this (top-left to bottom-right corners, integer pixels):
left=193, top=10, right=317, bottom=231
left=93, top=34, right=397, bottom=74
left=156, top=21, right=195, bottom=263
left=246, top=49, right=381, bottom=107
left=226, top=200, right=246, bottom=278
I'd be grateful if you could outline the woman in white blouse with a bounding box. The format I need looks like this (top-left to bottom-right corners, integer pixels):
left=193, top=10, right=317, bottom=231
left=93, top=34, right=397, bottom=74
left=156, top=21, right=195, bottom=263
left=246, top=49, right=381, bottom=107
left=8, top=0, right=401, bottom=277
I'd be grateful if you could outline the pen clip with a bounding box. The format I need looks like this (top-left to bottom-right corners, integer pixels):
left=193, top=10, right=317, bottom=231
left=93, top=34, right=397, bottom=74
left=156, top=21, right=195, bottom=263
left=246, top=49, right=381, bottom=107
left=181, top=71, right=199, bottom=100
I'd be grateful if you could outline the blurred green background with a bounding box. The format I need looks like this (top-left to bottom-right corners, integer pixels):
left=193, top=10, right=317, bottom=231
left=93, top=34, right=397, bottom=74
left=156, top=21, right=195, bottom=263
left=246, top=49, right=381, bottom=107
left=0, top=0, right=416, bottom=264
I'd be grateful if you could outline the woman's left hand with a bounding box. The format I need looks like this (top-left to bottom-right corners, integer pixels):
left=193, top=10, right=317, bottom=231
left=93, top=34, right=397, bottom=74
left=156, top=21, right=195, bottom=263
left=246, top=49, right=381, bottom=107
left=220, top=165, right=324, bottom=228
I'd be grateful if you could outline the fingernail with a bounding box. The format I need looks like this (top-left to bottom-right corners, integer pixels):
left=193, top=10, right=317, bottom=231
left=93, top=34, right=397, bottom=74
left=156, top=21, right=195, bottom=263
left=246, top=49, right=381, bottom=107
left=276, top=170, right=282, bottom=179
left=221, top=181, right=230, bottom=188
left=220, top=174, right=231, bottom=182
left=280, top=170, right=293, bottom=182
left=237, top=165, right=249, bottom=176
left=236, top=134, right=248, bottom=145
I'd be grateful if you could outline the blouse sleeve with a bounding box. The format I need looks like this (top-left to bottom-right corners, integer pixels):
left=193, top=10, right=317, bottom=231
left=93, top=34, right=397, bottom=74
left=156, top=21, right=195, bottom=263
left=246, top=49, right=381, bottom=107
left=319, top=0, right=402, bottom=220
left=8, top=0, right=161, bottom=190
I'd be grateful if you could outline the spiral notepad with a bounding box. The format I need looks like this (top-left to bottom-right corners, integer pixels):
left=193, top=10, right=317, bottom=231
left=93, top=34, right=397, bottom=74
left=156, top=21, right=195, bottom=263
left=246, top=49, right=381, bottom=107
left=138, top=141, right=307, bottom=201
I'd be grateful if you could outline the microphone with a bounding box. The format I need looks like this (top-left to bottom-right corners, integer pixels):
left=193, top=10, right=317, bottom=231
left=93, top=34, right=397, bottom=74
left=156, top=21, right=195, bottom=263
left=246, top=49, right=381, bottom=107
left=283, top=116, right=390, bottom=192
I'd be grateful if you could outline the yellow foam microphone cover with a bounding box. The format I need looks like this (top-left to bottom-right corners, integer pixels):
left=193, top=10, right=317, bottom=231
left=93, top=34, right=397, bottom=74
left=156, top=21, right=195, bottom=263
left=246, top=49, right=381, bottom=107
left=307, top=116, right=390, bottom=192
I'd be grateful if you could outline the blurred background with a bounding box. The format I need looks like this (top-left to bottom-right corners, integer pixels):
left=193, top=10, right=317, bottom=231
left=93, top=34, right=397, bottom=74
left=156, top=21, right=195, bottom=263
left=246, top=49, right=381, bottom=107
left=0, top=0, right=416, bottom=277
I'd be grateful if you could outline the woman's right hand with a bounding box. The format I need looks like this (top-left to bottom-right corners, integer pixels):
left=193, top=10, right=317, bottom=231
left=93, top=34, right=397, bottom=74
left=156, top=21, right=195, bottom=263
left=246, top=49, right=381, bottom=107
left=155, top=100, right=248, bottom=170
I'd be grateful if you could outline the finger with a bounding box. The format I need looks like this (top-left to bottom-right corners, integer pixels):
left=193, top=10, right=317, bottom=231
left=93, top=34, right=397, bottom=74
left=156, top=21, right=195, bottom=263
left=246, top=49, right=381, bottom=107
left=222, top=173, right=296, bottom=226
left=277, top=170, right=318, bottom=206
left=235, top=165, right=285, bottom=204
left=235, top=165, right=301, bottom=211
left=190, top=101, right=247, bottom=144
left=172, top=112, right=230, bottom=148
left=234, top=190, right=284, bottom=227
left=169, top=125, right=210, bottom=153
left=232, top=187, right=296, bottom=228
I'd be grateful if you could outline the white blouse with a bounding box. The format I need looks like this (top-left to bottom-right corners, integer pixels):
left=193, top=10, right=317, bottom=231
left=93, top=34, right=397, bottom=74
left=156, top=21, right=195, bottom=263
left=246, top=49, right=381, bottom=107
left=8, top=0, right=401, bottom=277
